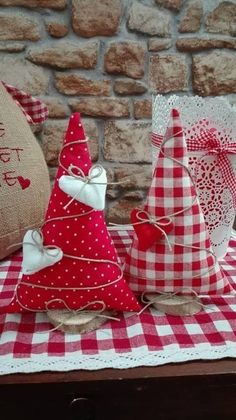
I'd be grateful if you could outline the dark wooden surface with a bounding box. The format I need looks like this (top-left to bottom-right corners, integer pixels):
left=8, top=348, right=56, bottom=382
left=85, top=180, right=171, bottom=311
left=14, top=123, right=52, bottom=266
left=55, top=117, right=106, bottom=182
left=1, top=359, right=236, bottom=420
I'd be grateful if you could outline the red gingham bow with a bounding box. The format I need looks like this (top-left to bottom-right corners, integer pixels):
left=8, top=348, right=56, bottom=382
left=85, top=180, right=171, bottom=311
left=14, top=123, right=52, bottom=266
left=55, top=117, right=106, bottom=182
left=151, top=132, right=163, bottom=148
left=2, top=81, right=48, bottom=124
left=188, top=128, right=236, bottom=210
left=187, top=128, right=236, bottom=154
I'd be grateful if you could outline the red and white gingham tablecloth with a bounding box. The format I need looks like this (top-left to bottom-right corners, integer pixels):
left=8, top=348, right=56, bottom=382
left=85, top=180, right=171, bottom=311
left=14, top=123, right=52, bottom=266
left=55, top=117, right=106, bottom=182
left=0, top=227, right=236, bottom=375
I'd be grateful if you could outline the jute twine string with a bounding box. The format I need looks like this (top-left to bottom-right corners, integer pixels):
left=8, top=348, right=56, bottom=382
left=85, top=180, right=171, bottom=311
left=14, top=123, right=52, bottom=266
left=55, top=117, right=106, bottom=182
left=112, top=128, right=234, bottom=311
left=63, top=163, right=105, bottom=210
left=26, top=229, right=62, bottom=258
left=112, top=129, right=216, bottom=280
left=149, top=129, right=217, bottom=279
left=7, top=136, right=136, bottom=328
left=14, top=228, right=123, bottom=290
left=59, top=138, right=128, bottom=210
left=132, top=210, right=173, bottom=251
left=15, top=294, right=120, bottom=334
left=136, top=288, right=214, bottom=316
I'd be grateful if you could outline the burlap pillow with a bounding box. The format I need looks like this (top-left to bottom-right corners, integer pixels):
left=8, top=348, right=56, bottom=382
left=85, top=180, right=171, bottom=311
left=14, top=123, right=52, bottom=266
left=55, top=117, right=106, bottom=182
left=0, top=82, right=50, bottom=259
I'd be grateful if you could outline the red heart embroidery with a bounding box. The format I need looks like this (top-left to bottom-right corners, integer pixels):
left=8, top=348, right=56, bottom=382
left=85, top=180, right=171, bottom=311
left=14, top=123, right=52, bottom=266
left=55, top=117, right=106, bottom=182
left=131, top=208, right=174, bottom=251
left=17, top=176, right=31, bottom=190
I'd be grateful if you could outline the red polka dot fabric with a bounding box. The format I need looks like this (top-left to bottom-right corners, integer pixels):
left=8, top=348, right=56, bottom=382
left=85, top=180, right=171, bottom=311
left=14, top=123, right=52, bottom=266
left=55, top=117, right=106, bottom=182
left=5, top=113, right=140, bottom=314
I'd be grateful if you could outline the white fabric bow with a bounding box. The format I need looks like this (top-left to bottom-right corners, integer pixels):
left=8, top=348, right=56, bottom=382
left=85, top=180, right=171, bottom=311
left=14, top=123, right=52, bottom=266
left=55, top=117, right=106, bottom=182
left=59, top=164, right=107, bottom=210
left=22, top=230, right=63, bottom=275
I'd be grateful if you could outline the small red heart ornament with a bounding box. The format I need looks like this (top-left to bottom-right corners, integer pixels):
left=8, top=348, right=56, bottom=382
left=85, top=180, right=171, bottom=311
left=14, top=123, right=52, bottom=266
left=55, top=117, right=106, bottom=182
left=17, top=176, right=31, bottom=190
left=131, top=208, right=174, bottom=251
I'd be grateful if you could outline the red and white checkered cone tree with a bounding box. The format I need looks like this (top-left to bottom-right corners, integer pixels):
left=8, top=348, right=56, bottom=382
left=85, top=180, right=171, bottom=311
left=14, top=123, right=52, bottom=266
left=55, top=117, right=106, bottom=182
left=125, top=109, right=232, bottom=296
left=3, top=113, right=140, bottom=314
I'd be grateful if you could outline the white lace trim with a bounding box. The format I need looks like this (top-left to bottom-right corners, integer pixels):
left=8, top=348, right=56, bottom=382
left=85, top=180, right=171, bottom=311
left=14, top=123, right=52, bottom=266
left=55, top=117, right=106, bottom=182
left=1, top=343, right=236, bottom=375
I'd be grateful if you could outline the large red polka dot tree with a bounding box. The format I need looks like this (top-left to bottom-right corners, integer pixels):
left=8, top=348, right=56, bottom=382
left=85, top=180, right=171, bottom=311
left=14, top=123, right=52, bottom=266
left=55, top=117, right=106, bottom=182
left=3, top=113, right=140, bottom=316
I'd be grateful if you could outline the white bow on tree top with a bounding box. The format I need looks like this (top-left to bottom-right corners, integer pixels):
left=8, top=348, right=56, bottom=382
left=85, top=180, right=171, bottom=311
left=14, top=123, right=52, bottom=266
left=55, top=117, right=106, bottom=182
left=59, top=164, right=107, bottom=210
left=22, top=230, right=63, bottom=275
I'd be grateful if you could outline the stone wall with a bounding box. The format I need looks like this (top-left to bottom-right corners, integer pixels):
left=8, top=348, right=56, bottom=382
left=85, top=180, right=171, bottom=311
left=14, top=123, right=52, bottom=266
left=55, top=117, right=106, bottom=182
left=0, top=0, right=235, bottom=222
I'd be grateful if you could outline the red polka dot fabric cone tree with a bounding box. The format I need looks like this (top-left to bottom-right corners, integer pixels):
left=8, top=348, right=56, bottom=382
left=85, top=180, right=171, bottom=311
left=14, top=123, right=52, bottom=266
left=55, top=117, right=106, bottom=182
left=3, top=112, right=140, bottom=319
left=125, top=109, right=232, bottom=313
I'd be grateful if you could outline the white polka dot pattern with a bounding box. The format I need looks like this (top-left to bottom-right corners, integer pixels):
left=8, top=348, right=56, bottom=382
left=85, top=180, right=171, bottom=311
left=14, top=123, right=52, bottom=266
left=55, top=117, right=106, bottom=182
left=9, top=112, right=140, bottom=314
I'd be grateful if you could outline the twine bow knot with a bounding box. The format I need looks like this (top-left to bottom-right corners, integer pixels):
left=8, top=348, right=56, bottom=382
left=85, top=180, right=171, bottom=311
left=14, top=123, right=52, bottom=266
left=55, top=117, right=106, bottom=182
left=21, top=229, right=63, bottom=275
left=31, top=230, right=62, bottom=257
left=137, top=288, right=212, bottom=316
left=149, top=215, right=156, bottom=225
left=43, top=299, right=120, bottom=333
left=63, top=164, right=106, bottom=210
left=136, top=210, right=173, bottom=250
left=68, top=163, right=104, bottom=184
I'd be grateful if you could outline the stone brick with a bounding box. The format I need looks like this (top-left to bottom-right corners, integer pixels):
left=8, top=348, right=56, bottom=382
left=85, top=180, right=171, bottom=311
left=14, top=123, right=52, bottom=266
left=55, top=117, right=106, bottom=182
left=27, top=41, right=98, bottom=69
left=108, top=199, right=145, bottom=224
left=0, top=42, right=25, bottom=52
left=123, top=191, right=145, bottom=201
left=105, top=162, right=151, bottom=208
left=104, top=42, right=145, bottom=79
left=155, top=0, right=183, bottom=11
left=77, top=120, right=99, bottom=161
left=0, top=0, right=67, bottom=8
left=0, top=12, right=40, bottom=41
left=176, top=38, right=236, bottom=52
left=42, top=119, right=99, bottom=166
left=106, top=188, right=120, bottom=200
left=128, top=3, right=170, bottom=36
left=149, top=55, right=188, bottom=93
left=103, top=121, right=151, bottom=163
left=114, top=165, right=152, bottom=190
left=72, top=0, right=121, bottom=37
left=69, top=98, right=129, bottom=118
left=104, top=167, right=115, bottom=185
left=178, top=0, right=203, bottom=33
left=104, top=162, right=152, bottom=205
left=148, top=38, right=172, bottom=52
left=133, top=99, right=152, bottom=119
left=31, top=123, right=43, bottom=135
left=205, top=2, right=236, bottom=36
left=113, top=79, right=147, bottom=95
left=0, top=57, right=48, bottom=95
left=192, top=51, right=236, bottom=96
left=40, top=97, right=69, bottom=118
left=46, top=22, right=68, bottom=38
left=48, top=167, right=57, bottom=185
left=55, top=73, right=111, bottom=96
left=104, top=167, right=120, bottom=199
left=41, top=120, right=67, bottom=166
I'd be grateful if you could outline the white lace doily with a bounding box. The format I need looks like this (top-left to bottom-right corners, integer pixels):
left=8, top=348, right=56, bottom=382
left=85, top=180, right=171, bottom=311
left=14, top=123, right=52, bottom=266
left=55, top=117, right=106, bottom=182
left=152, top=95, right=236, bottom=258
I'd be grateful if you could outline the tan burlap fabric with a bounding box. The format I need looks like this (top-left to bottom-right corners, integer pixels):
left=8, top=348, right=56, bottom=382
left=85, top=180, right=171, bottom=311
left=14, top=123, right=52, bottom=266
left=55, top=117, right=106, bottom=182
left=0, top=82, right=50, bottom=259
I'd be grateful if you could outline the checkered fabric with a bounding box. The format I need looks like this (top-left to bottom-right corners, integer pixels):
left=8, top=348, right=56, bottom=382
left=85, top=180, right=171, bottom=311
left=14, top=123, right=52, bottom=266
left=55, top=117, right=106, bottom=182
left=0, top=227, right=236, bottom=374
left=125, top=109, right=232, bottom=295
left=2, top=81, right=48, bottom=124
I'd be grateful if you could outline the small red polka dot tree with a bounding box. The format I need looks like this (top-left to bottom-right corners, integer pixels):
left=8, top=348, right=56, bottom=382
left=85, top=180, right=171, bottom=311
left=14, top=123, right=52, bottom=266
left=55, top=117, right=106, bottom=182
left=4, top=113, right=140, bottom=314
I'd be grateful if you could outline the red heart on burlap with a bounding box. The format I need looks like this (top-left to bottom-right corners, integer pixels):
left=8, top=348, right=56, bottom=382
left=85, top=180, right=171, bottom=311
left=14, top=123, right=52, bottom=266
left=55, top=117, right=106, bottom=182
left=131, top=208, right=174, bottom=251
left=17, top=176, right=31, bottom=190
